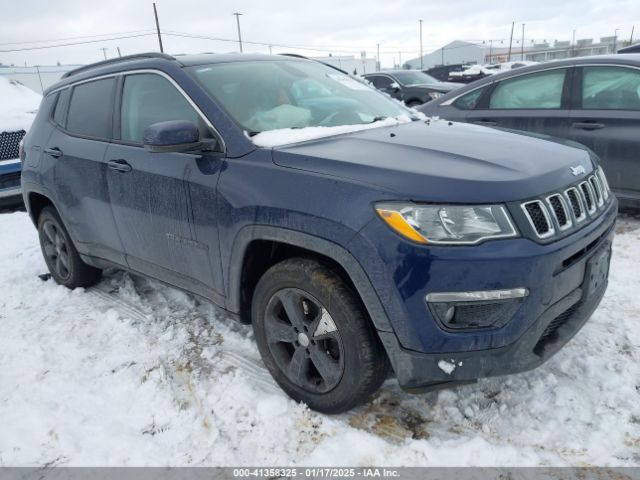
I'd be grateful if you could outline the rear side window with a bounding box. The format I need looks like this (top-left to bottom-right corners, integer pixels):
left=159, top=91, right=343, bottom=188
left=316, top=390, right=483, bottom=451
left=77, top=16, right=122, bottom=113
left=582, top=66, right=640, bottom=110
left=66, top=78, right=115, bottom=139
left=52, top=88, right=70, bottom=127
left=489, top=69, right=567, bottom=109
left=453, top=87, right=485, bottom=110
left=120, top=73, right=201, bottom=144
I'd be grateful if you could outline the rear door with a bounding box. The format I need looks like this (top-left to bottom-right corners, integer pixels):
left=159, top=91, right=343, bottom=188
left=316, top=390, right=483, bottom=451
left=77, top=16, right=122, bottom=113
left=466, top=67, right=573, bottom=137
left=567, top=65, right=640, bottom=201
left=45, top=77, right=125, bottom=265
left=105, top=71, right=224, bottom=299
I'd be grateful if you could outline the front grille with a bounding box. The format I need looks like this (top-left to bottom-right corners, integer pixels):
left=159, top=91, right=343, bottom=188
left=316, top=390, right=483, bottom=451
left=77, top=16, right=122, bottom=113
left=0, top=130, right=26, bottom=161
left=520, top=171, right=609, bottom=241
left=533, top=300, right=582, bottom=356
left=522, top=200, right=554, bottom=238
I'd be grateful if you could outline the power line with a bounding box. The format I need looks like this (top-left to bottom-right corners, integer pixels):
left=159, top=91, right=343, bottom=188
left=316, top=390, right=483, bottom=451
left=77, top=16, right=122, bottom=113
left=0, top=30, right=155, bottom=47
left=0, top=33, right=157, bottom=52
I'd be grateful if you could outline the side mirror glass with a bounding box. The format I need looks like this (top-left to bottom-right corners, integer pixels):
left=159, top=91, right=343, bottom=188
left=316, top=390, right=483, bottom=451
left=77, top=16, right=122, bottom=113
left=143, top=120, right=203, bottom=153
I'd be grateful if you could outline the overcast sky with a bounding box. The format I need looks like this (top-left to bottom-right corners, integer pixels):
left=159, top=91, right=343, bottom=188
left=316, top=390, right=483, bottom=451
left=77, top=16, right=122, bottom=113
left=1, top=0, right=639, bottom=68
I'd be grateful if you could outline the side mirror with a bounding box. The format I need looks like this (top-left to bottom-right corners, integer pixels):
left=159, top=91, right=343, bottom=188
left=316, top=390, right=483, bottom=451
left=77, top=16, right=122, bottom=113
left=389, top=82, right=401, bottom=91
left=143, top=120, right=203, bottom=153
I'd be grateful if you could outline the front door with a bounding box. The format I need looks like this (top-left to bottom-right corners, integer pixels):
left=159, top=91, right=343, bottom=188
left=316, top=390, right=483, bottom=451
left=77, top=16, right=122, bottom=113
left=105, top=72, right=224, bottom=299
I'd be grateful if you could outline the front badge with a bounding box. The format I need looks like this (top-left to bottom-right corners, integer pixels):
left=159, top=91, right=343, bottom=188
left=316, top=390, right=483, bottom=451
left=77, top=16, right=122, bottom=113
left=570, top=165, right=586, bottom=176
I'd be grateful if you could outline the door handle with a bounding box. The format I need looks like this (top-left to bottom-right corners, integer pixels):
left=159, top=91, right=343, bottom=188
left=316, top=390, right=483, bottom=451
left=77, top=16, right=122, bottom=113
left=44, top=147, right=63, bottom=158
left=473, top=119, right=497, bottom=126
left=107, top=159, right=132, bottom=173
left=572, top=122, right=605, bottom=130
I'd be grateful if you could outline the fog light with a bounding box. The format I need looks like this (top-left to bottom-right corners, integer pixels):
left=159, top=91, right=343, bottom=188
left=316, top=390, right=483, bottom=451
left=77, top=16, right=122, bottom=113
left=426, top=288, right=528, bottom=330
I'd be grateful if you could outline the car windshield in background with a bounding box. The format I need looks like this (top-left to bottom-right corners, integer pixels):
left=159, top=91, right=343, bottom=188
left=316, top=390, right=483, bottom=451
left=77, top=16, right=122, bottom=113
left=188, top=60, right=410, bottom=134
left=393, top=71, right=439, bottom=86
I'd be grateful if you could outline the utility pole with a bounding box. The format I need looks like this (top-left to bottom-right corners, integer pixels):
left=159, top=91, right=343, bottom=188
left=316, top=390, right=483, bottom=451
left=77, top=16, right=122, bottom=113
left=521, top=24, right=525, bottom=60
left=35, top=65, right=44, bottom=93
left=631, top=26, right=635, bottom=44
left=100, top=47, right=108, bottom=60
left=377, top=43, right=380, bottom=71
left=233, top=12, right=243, bottom=53
left=489, top=39, right=493, bottom=63
left=419, top=19, right=423, bottom=70
left=153, top=3, right=164, bottom=53
left=572, top=29, right=576, bottom=57
left=441, top=47, right=444, bottom=65
left=614, top=28, right=619, bottom=53
left=117, top=46, right=122, bottom=57
left=507, top=21, right=515, bottom=62
left=398, top=51, right=402, bottom=68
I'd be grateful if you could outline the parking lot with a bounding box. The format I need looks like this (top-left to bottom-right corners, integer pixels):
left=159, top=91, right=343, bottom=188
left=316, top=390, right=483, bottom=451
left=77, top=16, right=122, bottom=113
left=1, top=207, right=638, bottom=466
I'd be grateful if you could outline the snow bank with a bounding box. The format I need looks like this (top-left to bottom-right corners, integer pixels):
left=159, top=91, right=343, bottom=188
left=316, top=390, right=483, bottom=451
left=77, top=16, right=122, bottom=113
left=0, top=77, right=41, bottom=132
left=250, top=116, right=413, bottom=148
left=0, top=211, right=639, bottom=466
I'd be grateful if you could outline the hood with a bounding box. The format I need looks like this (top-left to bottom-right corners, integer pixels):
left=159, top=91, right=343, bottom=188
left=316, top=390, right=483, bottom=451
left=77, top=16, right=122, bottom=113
left=0, top=77, right=41, bottom=132
left=271, top=119, right=595, bottom=203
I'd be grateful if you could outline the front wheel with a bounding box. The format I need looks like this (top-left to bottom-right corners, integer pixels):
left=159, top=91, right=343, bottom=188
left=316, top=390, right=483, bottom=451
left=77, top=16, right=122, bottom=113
left=252, top=258, right=389, bottom=413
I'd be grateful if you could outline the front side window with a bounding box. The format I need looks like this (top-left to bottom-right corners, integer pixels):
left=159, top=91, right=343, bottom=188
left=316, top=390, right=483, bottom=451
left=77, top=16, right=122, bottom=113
left=582, top=66, right=640, bottom=110
left=120, top=73, right=206, bottom=144
left=188, top=60, right=410, bottom=134
left=66, top=78, right=115, bottom=138
left=489, top=69, right=567, bottom=109
left=369, top=75, right=393, bottom=89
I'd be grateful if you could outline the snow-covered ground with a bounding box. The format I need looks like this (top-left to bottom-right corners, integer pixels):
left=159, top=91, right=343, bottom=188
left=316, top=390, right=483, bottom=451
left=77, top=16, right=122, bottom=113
left=0, top=210, right=639, bottom=467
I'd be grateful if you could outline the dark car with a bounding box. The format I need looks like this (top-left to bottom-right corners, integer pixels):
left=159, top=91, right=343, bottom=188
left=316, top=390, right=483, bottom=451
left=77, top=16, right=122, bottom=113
left=419, top=54, right=640, bottom=208
left=363, top=70, right=461, bottom=107
left=22, top=53, right=616, bottom=413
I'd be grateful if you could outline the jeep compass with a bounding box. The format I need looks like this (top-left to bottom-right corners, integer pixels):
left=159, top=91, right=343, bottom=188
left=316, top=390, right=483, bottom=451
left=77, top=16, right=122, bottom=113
left=21, top=53, right=617, bottom=413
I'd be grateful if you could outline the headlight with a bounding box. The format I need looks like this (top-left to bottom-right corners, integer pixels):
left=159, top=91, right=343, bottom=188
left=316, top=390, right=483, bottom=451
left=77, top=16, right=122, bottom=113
left=428, top=91, right=444, bottom=100
left=375, top=203, right=518, bottom=245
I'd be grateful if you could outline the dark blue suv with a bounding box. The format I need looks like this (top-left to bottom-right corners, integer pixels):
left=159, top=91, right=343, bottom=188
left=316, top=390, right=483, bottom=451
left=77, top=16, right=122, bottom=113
left=21, top=53, right=617, bottom=413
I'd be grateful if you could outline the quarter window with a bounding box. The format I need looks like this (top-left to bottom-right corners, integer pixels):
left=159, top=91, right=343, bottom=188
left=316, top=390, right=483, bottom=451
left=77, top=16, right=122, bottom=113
left=489, top=69, right=567, bottom=109
left=453, top=87, right=485, bottom=110
left=582, top=66, right=640, bottom=110
left=120, top=73, right=204, bottom=144
left=52, top=88, right=70, bottom=127
left=66, top=78, right=115, bottom=138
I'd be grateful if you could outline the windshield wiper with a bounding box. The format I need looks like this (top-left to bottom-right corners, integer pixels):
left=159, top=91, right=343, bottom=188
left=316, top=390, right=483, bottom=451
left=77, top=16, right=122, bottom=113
left=369, top=116, right=388, bottom=123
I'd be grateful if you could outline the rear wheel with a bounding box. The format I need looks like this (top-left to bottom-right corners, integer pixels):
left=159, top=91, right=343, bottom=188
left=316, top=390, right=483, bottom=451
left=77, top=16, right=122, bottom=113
left=252, top=258, right=389, bottom=413
left=37, top=206, right=102, bottom=289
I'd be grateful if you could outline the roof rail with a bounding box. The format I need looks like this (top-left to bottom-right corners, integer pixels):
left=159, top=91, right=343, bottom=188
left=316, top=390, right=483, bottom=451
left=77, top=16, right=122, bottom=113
left=278, top=53, right=349, bottom=75
left=62, top=52, right=176, bottom=79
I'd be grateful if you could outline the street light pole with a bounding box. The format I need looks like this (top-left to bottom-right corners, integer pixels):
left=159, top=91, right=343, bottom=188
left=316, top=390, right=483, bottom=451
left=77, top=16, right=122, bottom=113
left=521, top=24, right=525, bottom=60
left=419, top=19, right=423, bottom=70
left=233, top=12, right=244, bottom=53
left=614, top=29, right=619, bottom=53
left=507, top=21, right=515, bottom=62
left=572, top=29, right=576, bottom=57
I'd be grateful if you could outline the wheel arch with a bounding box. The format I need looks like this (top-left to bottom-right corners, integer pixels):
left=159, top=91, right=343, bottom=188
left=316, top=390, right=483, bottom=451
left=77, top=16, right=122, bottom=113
left=227, top=225, right=393, bottom=334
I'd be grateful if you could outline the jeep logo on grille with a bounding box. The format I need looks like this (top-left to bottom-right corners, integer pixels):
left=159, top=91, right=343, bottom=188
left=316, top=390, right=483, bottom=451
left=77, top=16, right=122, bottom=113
left=570, top=165, right=586, bottom=176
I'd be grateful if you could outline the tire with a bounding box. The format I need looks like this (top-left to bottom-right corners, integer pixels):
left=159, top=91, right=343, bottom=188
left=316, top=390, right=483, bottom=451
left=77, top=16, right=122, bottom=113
left=252, top=258, right=389, bottom=413
left=37, top=206, right=102, bottom=289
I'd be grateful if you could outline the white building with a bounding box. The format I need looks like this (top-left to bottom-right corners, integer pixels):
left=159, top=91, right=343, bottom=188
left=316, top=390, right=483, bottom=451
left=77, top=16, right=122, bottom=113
left=405, top=41, right=485, bottom=69
left=0, top=65, right=79, bottom=94
left=310, top=55, right=377, bottom=75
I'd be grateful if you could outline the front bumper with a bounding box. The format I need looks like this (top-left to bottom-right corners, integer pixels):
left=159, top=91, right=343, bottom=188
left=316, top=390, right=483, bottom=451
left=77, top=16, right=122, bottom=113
left=0, top=159, right=22, bottom=204
left=349, top=197, right=617, bottom=390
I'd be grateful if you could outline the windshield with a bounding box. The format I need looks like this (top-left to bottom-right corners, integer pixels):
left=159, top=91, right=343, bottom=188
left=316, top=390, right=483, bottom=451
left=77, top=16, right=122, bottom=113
left=188, top=60, right=411, bottom=134
left=393, top=71, right=439, bottom=86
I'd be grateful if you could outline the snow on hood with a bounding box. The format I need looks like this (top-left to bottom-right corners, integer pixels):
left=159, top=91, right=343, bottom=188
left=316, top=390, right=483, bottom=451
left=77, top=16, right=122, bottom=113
left=250, top=115, right=414, bottom=148
left=0, top=77, right=42, bottom=133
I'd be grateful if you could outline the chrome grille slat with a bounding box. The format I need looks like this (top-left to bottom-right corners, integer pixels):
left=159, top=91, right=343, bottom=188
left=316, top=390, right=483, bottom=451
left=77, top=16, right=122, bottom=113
left=521, top=200, right=555, bottom=239
left=564, top=187, right=586, bottom=223
left=546, top=194, right=572, bottom=231
left=589, top=176, right=604, bottom=207
left=579, top=181, right=596, bottom=214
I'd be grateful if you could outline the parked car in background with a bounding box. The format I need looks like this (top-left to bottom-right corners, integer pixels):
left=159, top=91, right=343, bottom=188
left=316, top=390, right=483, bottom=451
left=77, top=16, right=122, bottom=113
left=424, top=63, right=474, bottom=83
left=363, top=70, right=462, bottom=107
left=0, top=77, right=40, bottom=206
left=23, top=53, right=616, bottom=413
left=420, top=54, right=640, bottom=208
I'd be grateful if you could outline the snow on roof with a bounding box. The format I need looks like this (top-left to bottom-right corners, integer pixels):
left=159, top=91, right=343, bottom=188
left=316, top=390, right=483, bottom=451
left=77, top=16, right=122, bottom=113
left=0, top=76, right=42, bottom=133
left=250, top=115, right=413, bottom=148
